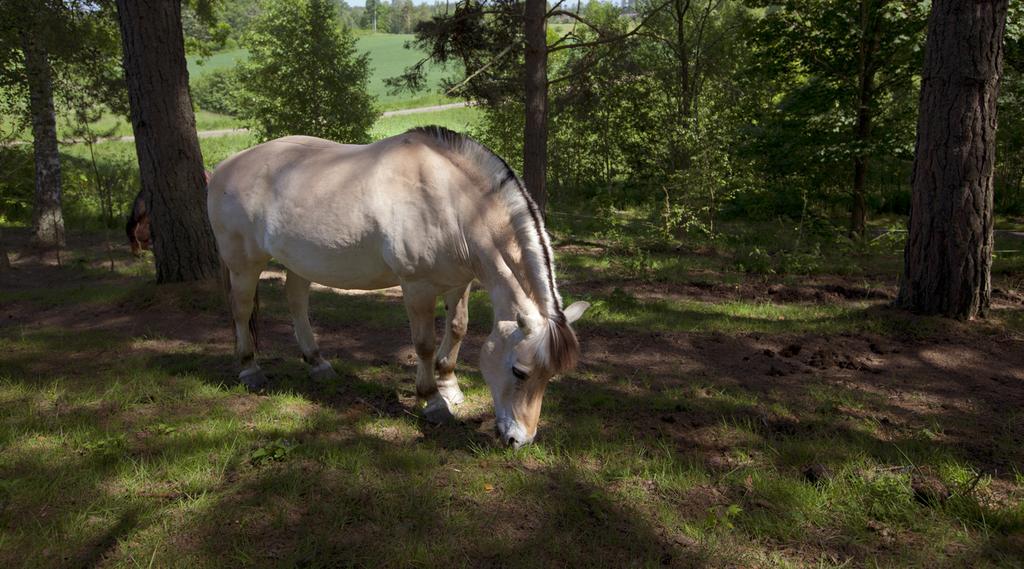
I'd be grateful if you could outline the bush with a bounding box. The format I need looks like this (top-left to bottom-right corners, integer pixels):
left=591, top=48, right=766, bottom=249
left=191, top=68, right=242, bottom=116
left=61, top=152, right=139, bottom=230
left=0, top=147, right=35, bottom=223
left=237, top=0, right=376, bottom=143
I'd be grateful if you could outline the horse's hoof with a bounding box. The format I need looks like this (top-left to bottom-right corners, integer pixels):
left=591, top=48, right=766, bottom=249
left=422, top=395, right=455, bottom=424
left=437, top=384, right=465, bottom=406
left=240, top=369, right=268, bottom=393
left=309, top=361, right=337, bottom=382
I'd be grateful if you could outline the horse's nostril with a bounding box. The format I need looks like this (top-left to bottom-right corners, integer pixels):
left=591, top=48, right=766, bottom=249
left=507, top=437, right=517, bottom=447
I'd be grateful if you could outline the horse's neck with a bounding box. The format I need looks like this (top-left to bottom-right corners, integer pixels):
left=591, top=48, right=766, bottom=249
left=474, top=245, right=542, bottom=324
left=463, top=200, right=549, bottom=324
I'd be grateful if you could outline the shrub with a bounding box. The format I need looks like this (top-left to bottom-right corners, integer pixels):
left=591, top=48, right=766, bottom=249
left=237, top=0, right=376, bottom=143
left=191, top=68, right=242, bottom=116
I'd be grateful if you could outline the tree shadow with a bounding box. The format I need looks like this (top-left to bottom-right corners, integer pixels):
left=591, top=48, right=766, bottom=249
left=179, top=429, right=708, bottom=568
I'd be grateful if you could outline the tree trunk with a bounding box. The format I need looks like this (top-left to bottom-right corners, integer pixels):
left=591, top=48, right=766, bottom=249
left=115, top=0, right=220, bottom=283
left=0, top=229, right=10, bottom=271
left=523, top=0, right=548, bottom=213
left=850, top=0, right=883, bottom=239
left=21, top=31, right=65, bottom=248
left=896, top=0, right=1008, bottom=319
left=673, top=0, right=691, bottom=118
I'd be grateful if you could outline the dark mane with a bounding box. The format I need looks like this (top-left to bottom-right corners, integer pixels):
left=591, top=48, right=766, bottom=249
left=407, top=126, right=521, bottom=192
left=407, top=126, right=581, bottom=374
left=407, top=125, right=564, bottom=319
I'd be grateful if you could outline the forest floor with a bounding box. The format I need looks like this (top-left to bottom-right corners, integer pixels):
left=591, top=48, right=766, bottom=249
left=1, top=225, right=1023, bottom=568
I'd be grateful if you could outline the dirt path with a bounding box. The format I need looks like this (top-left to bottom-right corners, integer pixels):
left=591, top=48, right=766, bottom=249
left=97, top=102, right=472, bottom=143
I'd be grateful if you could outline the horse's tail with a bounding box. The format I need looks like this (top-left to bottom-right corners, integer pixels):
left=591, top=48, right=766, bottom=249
left=250, top=285, right=260, bottom=352
left=220, top=260, right=259, bottom=353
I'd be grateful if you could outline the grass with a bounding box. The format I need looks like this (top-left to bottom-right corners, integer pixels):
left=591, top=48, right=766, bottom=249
left=371, top=106, right=482, bottom=140
left=3, top=33, right=458, bottom=144
left=1, top=227, right=1023, bottom=567
left=186, top=34, right=456, bottom=112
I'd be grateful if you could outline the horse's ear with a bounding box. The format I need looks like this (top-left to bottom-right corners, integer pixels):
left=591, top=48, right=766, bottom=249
left=563, top=301, right=590, bottom=324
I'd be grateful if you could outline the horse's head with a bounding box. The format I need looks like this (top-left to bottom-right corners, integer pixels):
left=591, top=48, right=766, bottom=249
left=480, top=301, right=589, bottom=448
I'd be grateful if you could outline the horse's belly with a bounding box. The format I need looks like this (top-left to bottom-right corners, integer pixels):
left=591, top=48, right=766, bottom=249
left=270, top=240, right=399, bottom=291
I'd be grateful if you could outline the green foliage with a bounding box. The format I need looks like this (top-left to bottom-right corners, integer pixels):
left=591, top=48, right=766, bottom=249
left=0, top=0, right=125, bottom=119
left=249, top=438, right=299, bottom=466
left=740, top=0, right=926, bottom=217
left=996, top=3, right=1024, bottom=215
left=0, top=147, right=34, bottom=222
left=469, top=1, right=756, bottom=236
left=237, top=0, right=377, bottom=143
left=60, top=152, right=139, bottom=230
left=190, top=67, right=242, bottom=116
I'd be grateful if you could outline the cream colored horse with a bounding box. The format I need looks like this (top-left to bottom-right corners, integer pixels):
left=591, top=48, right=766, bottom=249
left=207, top=127, right=588, bottom=447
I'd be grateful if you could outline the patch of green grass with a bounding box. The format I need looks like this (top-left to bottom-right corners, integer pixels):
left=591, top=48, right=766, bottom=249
left=570, top=286, right=946, bottom=338
left=187, top=48, right=248, bottom=77
left=186, top=34, right=456, bottom=112
left=371, top=106, right=482, bottom=140
left=356, top=33, right=457, bottom=111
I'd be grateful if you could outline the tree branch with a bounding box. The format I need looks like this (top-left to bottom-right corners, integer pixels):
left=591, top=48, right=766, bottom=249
left=547, top=0, right=674, bottom=54
left=444, top=44, right=513, bottom=96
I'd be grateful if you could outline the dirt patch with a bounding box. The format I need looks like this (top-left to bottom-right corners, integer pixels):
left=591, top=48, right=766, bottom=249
left=581, top=317, right=1024, bottom=478
left=570, top=276, right=898, bottom=305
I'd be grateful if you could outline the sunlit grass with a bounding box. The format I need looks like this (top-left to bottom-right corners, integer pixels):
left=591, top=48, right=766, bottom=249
left=371, top=106, right=482, bottom=140
left=186, top=34, right=457, bottom=112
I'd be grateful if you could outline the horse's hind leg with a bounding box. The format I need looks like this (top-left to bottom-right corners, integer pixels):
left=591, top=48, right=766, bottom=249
left=434, top=283, right=471, bottom=406
left=285, top=269, right=336, bottom=381
left=226, top=264, right=267, bottom=392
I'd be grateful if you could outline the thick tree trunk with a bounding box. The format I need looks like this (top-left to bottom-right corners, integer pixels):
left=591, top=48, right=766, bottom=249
left=523, top=0, right=548, bottom=213
left=115, top=0, right=219, bottom=282
left=896, top=0, right=1008, bottom=319
left=21, top=31, right=65, bottom=248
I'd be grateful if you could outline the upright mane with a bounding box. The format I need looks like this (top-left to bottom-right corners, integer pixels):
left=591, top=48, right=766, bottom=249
left=407, top=126, right=580, bottom=373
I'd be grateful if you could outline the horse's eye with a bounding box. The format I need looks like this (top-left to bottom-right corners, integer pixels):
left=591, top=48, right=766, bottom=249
left=511, top=367, right=528, bottom=381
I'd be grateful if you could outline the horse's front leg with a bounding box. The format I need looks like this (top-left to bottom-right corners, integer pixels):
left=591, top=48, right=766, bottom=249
left=401, top=283, right=451, bottom=422
left=434, top=283, right=471, bottom=406
left=285, top=270, right=336, bottom=381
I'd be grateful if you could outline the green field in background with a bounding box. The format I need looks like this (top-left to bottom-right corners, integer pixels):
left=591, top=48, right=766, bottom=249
left=187, top=34, right=455, bottom=111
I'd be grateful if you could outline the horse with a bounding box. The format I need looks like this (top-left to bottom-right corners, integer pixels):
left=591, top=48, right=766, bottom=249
left=207, top=126, right=589, bottom=447
left=125, top=191, right=151, bottom=255
left=127, top=170, right=212, bottom=255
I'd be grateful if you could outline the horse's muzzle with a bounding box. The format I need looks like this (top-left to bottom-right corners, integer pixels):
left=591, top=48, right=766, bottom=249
left=496, top=417, right=534, bottom=449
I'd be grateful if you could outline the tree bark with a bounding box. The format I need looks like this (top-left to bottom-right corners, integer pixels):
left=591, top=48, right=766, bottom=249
left=523, top=0, right=548, bottom=213
left=896, top=0, right=1008, bottom=319
left=115, top=0, right=220, bottom=283
left=850, top=0, right=884, bottom=239
left=673, top=0, right=691, bottom=118
left=21, top=31, right=65, bottom=248
left=0, top=229, right=10, bottom=271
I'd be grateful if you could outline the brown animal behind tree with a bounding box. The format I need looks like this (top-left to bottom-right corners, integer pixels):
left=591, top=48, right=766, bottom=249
left=897, top=0, right=1009, bottom=319
left=114, top=0, right=219, bottom=282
